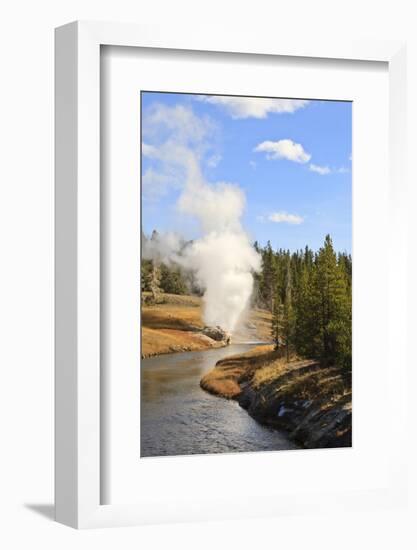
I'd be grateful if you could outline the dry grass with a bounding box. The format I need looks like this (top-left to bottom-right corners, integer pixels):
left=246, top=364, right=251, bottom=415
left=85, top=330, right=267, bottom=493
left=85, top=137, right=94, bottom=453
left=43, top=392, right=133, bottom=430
left=142, top=293, right=203, bottom=329
left=141, top=293, right=273, bottom=358
left=141, top=293, right=207, bottom=357
left=199, top=376, right=242, bottom=399
left=141, top=327, right=221, bottom=357
left=201, top=344, right=321, bottom=399
left=252, top=359, right=290, bottom=387
left=201, top=345, right=281, bottom=398
left=199, top=346, right=274, bottom=398
left=142, top=306, right=203, bottom=331
left=252, top=355, right=312, bottom=387
left=247, top=308, right=273, bottom=342
left=248, top=356, right=350, bottom=410
left=200, top=335, right=352, bottom=449
left=277, top=369, right=350, bottom=404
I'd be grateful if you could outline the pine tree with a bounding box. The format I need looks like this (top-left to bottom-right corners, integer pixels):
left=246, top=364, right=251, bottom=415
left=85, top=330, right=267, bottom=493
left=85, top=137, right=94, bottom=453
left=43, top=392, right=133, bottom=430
left=260, top=241, right=276, bottom=311
left=160, top=263, right=187, bottom=295
left=282, top=259, right=295, bottom=361
left=261, top=235, right=351, bottom=368
left=312, top=235, right=351, bottom=367
left=147, top=261, right=162, bottom=304
left=141, top=259, right=152, bottom=292
left=294, top=263, right=316, bottom=357
left=271, top=286, right=283, bottom=351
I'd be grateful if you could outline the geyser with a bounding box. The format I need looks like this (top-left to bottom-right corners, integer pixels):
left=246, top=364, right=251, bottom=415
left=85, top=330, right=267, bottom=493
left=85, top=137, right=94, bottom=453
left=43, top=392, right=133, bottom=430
left=142, top=103, right=261, bottom=334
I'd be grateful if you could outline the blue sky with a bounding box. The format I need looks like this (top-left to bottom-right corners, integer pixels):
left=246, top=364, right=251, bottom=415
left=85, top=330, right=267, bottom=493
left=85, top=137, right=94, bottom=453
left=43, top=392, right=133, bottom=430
left=141, top=92, right=352, bottom=253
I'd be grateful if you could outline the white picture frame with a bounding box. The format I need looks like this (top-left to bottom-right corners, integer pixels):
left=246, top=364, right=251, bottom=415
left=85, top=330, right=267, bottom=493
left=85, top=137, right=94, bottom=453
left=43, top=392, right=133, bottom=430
left=55, top=21, right=407, bottom=529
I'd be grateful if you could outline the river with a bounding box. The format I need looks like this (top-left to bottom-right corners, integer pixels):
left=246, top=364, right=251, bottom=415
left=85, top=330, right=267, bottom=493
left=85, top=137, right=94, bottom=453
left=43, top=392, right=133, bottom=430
left=141, top=344, right=297, bottom=457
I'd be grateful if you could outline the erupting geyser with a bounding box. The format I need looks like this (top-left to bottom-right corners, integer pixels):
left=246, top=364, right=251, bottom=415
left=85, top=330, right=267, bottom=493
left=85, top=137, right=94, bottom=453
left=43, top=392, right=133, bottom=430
left=142, top=103, right=261, bottom=336
left=181, top=230, right=260, bottom=334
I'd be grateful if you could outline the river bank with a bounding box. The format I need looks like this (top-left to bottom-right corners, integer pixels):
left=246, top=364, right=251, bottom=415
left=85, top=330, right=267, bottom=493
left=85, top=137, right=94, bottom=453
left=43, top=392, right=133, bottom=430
left=141, top=344, right=297, bottom=456
left=141, top=293, right=272, bottom=358
left=200, top=345, right=352, bottom=449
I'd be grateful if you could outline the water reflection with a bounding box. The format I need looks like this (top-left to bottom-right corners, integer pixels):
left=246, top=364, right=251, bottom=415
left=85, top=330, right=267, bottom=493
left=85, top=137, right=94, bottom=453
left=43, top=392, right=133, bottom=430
left=141, top=344, right=297, bottom=457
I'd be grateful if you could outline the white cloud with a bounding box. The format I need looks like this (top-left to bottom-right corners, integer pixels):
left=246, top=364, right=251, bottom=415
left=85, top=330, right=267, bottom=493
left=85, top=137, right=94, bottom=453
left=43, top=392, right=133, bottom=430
left=142, top=142, right=158, bottom=158
left=249, top=160, right=257, bottom=170
left=309, top=163, right=331, bottom=175
left=337, top=166, right=350, bottom=174
left=309, top=164, right=351, bottom=175
left=143, top=103, right=215, bottom=146
left=141, top=101, right=261, bottom=333
left=268, top=211, right=304, bottom=225
left=198, top=96, right=309, bottom=119
left=254, top=139, right=311, bottom=163
left=207, top=153, right=222, bottom=168
left=141, top=104, right=217, bottom=198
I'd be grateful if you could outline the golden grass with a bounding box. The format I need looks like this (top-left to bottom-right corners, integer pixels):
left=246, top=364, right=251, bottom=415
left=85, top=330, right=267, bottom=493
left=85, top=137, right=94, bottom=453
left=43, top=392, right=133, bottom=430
left=141, top=326, right=221, bottom=357
left=200, top=376, right=242, bottom=399
left=201, top=342, right=351, bottom=432
left=142, top=306, right=203, bottom=331
left=200, top=332, right=352, bottom=449
left=142, top=293, right=203, bottom=329
left=252, top=360, right=288, bottom=387
left=251, top=351, right=304, bottom=387
left=201, top=345, right=280, bottom=398
left=201, top=344, right=321, bottom=399
left=247, top=308, right=273, bottom=342
left=141, top=294, right=218, bottom=357
left=141, top=293, right=273, bottom=358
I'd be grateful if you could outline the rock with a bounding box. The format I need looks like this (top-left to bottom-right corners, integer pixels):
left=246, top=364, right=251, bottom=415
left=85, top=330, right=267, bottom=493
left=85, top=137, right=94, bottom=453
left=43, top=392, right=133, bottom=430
left=202, top=326, right=229, bottom=342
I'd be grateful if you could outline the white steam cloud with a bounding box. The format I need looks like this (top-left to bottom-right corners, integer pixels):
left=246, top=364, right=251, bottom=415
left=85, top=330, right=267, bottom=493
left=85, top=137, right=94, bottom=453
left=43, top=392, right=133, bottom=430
left=142, top=102, right=260, bottom=333
left=142, top=231, right=185, bottom=264
left=181, top=232, right=259, bottom=332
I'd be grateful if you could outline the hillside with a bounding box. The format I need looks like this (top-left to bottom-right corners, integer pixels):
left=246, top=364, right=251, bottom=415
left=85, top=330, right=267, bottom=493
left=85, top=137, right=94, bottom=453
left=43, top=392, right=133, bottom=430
left=141, top=293, right=272, bottom=358
left=200, top=345, right=352, bottom=448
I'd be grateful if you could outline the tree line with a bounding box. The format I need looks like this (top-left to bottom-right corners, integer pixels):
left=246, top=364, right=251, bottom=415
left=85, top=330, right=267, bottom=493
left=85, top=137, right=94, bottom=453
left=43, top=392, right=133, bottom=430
left=254, top=235, right=352, bottom=369
left=142, top=258, right=189, bottom=299
left=141, top=230, right=198, bottom=301
left=141, top=230, right=352, bottom=369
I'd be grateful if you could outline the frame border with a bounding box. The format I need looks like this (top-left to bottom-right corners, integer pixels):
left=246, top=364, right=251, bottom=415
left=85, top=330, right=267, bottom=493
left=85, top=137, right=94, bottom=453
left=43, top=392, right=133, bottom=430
left=55, top=21, right=407, bottom=528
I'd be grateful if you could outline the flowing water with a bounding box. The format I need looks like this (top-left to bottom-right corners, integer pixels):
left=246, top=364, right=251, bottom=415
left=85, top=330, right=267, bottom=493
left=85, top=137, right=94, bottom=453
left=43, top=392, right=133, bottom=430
left=141, top=344, right=297, bottom=457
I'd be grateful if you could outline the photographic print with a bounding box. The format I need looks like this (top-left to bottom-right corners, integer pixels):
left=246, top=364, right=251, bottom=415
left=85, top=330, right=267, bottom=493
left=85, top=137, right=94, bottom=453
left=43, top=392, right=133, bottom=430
left=140, top=92, right=352, bottom=457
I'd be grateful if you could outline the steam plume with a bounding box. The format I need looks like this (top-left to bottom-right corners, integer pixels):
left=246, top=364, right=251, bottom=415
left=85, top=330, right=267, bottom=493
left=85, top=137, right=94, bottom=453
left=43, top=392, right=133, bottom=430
left=142, top=103, right=261, bottom=334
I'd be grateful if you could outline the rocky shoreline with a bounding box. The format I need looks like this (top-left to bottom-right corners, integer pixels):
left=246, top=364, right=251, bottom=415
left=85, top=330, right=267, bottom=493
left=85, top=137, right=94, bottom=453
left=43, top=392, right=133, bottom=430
left=200, top=345, right=352, bottom=449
